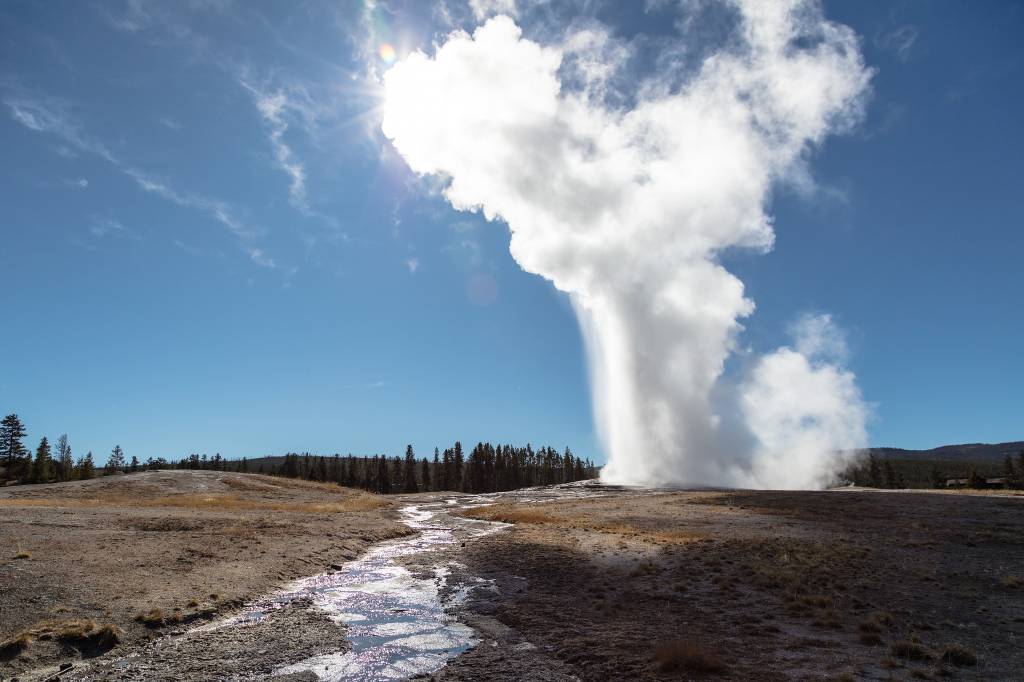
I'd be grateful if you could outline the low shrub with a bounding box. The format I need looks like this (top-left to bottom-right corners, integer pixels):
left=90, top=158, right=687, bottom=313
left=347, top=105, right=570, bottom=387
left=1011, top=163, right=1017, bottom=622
left=652, top=639, right=727, bottom=674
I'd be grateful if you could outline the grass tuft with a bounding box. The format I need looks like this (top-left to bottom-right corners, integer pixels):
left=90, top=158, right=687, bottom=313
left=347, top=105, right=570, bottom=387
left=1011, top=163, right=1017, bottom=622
left=14, top=550, right=31, bottom=559
left=939, top=643, right=978, bottom=667
left=652, top=639, right=727, bottom=674
left=135, top=608, right=165, bottom=627
left=858, top=632, right=883, bottom=646
left=1, top=619, right=121, bottom=658
left=890, top=640, right=933, bottom=661
left=0, top=633, right=33, bottom=659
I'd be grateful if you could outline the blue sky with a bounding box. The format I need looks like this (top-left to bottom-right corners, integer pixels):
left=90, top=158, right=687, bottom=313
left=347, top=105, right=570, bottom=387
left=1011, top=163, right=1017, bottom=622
left=1, top=0, right=1021, bottom=463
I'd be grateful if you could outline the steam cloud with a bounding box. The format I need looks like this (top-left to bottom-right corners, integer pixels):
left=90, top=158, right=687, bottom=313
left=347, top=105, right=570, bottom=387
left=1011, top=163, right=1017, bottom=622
left=381, top=0, right=871, bottom=489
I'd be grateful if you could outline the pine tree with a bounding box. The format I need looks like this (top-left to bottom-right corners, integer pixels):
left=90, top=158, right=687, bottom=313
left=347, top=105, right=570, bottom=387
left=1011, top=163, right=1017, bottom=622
left=454, top=441, right=464, bottom=492
left=106, top=445, right=125, bottom=474
left=360, top=457, right=373, bottom=490
left=376, top=455, right=390, bottom=493
left=31, top=436, right=53, bottom=483
left=432, top=448, right=440, bottom=492
left=79, top=451, right=96, bottom=480
left=867, top=454, right=882, bottom=488
left=882, top=460, right=896, bottom=489
left=345, top=455, right=358, bottom=487
left=129, top=455, right=140, bottom=473
left=1003, top=455, right=1017, bottom=488
left=0, top=413, right=29, bottom=481
left=55, top=434, right=73, bottom=482
left=402, top=445, right=419, bottom=493
left=929, top=464, right=945, bottom=489
left=420, top=457, right=431, bottom=492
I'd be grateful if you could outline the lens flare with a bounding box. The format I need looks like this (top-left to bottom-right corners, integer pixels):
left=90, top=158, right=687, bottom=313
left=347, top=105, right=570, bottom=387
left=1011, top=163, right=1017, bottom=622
left=379, top=43, right=397, bottom=64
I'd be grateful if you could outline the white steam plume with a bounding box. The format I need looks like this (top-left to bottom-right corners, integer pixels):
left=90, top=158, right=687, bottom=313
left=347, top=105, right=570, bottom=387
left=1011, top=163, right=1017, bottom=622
left=381, top=0, right=871, bottom=488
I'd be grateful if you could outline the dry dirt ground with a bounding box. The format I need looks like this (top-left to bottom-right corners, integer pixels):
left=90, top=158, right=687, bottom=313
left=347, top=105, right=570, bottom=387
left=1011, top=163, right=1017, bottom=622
left=0, top=470, right=407, bottom=680
left=4, top=476, right=1024, bottom=682
left=434, top=487, right=1024, bottom=681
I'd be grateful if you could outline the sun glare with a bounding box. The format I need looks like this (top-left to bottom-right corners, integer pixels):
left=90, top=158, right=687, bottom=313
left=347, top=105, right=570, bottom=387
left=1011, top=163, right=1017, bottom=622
left=378, top=43, right=397, bottom=64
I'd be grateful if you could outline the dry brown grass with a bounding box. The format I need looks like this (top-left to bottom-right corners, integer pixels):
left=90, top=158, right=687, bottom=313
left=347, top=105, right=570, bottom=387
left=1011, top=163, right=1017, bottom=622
left=2, top=619, right=121, bottom=657
left=462, top=504, right=558, bottom=525
left=940, top=643, right=978, bottom=667
left=247, top=475, right=356, bottom=493
left=890, top=640, right=933, bottom=661
left=858, top=620, right=884, bottom=634
left=0, top=632, right=32, bottom=659
left=857, top=612, right=893, bottom=643
left=652, top=639, right=727, bottom=674
left=14, top=550, right=30, bottom=559
left=0, top=490, right=386, bottom=514
left=858, top=632, right=883, bottom=646
left=135, top=608, right=166, bottom=627
left=460, top=504, right=705, bottom=544
left=1000, top=575, right=1023, bottom=589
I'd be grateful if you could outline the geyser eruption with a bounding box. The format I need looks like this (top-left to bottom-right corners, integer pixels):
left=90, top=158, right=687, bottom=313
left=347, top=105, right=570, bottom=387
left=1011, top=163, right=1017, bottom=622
left=381, top=0, right=871, bottom=488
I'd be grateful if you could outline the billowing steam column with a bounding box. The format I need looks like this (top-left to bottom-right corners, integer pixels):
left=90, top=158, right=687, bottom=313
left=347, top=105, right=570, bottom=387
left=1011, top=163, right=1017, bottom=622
left=381, top=0, right=871, bottom=489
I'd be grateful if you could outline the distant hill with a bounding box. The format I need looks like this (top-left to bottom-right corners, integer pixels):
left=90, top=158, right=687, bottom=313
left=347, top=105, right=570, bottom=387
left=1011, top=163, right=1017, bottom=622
left=870, top=441, right=1024, bottom=463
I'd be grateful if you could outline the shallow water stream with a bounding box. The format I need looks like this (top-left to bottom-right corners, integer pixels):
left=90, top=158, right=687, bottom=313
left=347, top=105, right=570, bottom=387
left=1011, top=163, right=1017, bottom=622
left=210, top=498, right=509, bottom=681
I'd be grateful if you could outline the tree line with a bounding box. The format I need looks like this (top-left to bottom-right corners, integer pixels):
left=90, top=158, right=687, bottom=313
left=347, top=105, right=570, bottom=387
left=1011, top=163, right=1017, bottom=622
left=179, top=441, right=599, bottom=494
left=1, top=413, right=598, bottom=493
left=842, top=451, right=1024, bottom=490
left=1, top=414, right=98, bottom=483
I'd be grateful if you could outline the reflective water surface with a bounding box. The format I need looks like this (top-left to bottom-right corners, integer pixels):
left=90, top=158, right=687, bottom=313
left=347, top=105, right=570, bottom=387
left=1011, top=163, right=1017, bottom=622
left=206, top=500, right=506, bottom=681
left=199, top=481, right=617, bottom=681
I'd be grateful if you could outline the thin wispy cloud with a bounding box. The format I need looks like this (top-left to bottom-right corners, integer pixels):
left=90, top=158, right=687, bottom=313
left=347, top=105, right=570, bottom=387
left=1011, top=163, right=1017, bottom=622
left=157, top=116, right=182, bottom=131
left=122, top=167, right=257, bottom=241
left=5, top=93, right=274, bottom=268
left=106, top=0, right=156, bottom=33
left=405, top=257, right=419, bottom=274
left=469, top=0, right=519, bottom=22
left=172, top=238, right=204, bottom=256
left=240, top=80, right=309, bottom=213
left=247, top=247, right=276, bottom=269
left=8, top=95, right=117, bottom=164
left=89, top=216, right=139, bottom=240
left=65, top=177, right=89, bottom=189
left=876, top=25, right=919, bottom=62
left=235, top=71, right=351, bottom=242
left=98, top=2, right=347, bottom=240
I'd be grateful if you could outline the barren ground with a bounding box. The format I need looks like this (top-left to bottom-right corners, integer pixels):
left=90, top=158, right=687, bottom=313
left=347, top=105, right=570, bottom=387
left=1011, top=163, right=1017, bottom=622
left=435, top=487, right=1024, bottom=681
left=0, top=470, right=407, bottom=679
left=3, top=474, right=1023, bottom=681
